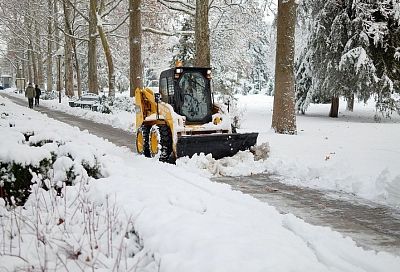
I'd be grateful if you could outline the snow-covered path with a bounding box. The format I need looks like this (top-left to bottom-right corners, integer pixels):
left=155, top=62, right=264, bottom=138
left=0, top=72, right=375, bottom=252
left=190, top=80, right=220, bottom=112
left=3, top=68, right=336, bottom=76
left=215, top=173, right=400, bottom=255
left=0, top=93, right=135, bottom=151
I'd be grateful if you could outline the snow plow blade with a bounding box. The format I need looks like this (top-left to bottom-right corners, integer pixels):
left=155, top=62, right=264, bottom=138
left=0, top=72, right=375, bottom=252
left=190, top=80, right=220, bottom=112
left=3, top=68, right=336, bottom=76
left=176, top=132, right=258, bottom=160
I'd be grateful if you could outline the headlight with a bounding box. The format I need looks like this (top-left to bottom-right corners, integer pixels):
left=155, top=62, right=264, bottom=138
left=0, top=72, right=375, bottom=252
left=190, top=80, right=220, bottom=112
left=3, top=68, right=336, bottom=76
left=213, top=116, right=222, bottom=125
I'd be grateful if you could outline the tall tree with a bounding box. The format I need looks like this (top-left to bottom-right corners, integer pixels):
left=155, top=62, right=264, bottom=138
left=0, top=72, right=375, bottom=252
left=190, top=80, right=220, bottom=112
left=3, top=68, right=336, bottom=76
left=194, top=0, right=210, bottom=67
left=158, top=0, right=212, bottom=68
left=46, top=0, right=53, bottom=92
left=34, top=17, right=45, bottom=89
left=54, top=0, right=62, bottom=91
left=130, top=0, right=143, bottom=97
left=272, top=0, right=297, bottom=134
left=97, top=0, right=115, bottom=97
left=63, top=0, right=74, bottom=97
left=88, top=0, right=98, bottom=94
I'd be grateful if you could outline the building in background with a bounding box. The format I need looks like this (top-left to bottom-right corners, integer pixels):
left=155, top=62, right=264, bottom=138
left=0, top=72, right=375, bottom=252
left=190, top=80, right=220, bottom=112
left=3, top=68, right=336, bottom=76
left=0, top=74, right=12, bottom=88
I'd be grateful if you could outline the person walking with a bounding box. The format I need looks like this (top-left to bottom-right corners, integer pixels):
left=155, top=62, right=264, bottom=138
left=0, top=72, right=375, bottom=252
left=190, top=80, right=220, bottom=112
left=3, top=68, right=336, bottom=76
left=34, top=84, right=41, bottom=106
left=25, top=82, right=36, bottom=109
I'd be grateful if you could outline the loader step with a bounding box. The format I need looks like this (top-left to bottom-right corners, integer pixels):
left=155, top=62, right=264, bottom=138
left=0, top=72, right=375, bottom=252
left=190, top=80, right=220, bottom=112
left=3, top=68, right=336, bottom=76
left=176, top=132, right=258, bottom=160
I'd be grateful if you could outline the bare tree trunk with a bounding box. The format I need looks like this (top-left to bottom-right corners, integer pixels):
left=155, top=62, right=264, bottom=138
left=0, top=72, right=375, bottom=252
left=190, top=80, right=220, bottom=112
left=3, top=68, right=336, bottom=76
left=98, top=27, right=115, bottom=97
left=46, top=0, right=53, bottom=92
left=194, top=0, right=210, bottom=67
left=97, top=0, right=115, bottom=97
left=27, top=18, right=37, bottom=85
left=346, top=93, right=354, bottom=111
left=54, top=0, right=62, bottom=91
left=27, top=47, right=33, bottom=84
left=25, top=4, right=37, bottom=85
left=22, top=53, right=27, bottom=80
left=129, top=0, right=143, bottom=97
left=272, top=0, right=297, bottom=134
left=329, top=96, right=339, bottom=117
left=72, top=40, right=82, bottom=98
left=63, top=0, right=74, bottom=97
left=32, top=47, right=38, bottom=85
left=88, top=0, right=99, bottom=94
left=35, top=20, right=45, bottom=89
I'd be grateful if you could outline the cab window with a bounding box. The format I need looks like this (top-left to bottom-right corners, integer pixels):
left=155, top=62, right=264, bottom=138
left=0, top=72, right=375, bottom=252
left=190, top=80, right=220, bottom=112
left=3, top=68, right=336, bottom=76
left=160, top=78, right=168, bottom=102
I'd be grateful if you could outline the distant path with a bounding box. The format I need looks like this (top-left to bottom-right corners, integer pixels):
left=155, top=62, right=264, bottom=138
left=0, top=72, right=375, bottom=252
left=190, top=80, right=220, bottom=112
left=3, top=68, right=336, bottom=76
left=0, top=93, right=135, bottom=151
left=2, top=93, right=400, bottom=256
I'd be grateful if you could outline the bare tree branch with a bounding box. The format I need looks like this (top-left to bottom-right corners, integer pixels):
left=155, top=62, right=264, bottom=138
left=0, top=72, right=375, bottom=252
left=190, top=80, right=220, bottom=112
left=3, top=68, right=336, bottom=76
left=157, top=0, right=196, bottom=16
left=143, top=26, right=194, bottom=36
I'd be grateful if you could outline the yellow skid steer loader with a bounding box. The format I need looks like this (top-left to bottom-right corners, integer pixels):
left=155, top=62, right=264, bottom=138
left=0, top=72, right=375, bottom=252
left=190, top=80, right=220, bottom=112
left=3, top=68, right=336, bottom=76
left=135, top=66, right=258, bottom=162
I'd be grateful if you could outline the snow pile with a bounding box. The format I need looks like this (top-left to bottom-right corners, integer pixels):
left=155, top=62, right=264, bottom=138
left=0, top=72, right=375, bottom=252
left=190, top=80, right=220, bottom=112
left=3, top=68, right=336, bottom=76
left=177, top=150, right=268, bottom=177
left=1, top=96, right=400, bottom=271
left=176, top=143, right=270, bottom=177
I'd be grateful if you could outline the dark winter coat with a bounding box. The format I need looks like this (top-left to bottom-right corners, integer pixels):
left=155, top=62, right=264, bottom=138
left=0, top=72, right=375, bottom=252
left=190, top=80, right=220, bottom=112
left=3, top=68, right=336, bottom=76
left=25, top=86, right=36, bottom=99
left=35, top=87, right=41, bottom=98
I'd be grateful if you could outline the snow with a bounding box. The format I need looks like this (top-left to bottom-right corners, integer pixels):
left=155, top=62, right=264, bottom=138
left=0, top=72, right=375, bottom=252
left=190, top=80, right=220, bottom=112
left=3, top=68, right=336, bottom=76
left=1, top=92, right=400, bottom=271
left=4, top=89, right=400, bottom=208
left=235, top=94, right=400, bottom=208
left=176, top=94, right=400, bottom=208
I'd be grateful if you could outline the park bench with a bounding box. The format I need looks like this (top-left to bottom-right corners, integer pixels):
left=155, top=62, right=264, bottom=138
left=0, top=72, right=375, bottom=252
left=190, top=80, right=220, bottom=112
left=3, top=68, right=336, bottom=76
left=69, top=93, right=100, bottom=111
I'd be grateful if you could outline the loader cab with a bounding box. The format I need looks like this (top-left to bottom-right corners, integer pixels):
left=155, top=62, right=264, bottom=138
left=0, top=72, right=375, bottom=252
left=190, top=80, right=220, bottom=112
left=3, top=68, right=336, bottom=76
left=159, top=67, right=213, bottom=124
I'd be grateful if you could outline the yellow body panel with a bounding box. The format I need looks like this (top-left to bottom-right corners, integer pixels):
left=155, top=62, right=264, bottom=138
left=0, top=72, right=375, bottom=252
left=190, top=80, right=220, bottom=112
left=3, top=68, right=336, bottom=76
left=135, top=87, right=177, bottom=154
left=136, top=130, right=144, bottom=153
left=150, top=129, right=159, bottom=155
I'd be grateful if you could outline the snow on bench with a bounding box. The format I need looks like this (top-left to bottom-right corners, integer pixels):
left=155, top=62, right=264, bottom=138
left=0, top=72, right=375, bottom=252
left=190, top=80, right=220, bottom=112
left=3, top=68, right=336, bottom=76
left=69, top=93, right=100, bottom=111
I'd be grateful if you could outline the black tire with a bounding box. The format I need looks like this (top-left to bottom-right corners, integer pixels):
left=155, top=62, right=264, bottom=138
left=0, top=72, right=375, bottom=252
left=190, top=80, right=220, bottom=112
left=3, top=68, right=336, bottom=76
left=136, top=125, right=150, bottom=157
left=149, top=124, right=173, bottom=162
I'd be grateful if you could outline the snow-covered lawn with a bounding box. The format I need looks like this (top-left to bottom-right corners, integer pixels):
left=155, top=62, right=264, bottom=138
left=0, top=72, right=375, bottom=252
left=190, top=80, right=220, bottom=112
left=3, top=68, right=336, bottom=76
left=1, top=94, right=400, bottom=271
left=236, top=94, right=400, bottom=208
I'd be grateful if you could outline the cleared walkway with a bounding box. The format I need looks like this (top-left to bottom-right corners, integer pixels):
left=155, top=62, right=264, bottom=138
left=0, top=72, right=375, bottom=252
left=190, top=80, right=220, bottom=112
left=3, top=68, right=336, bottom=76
left=1, top=93, right=135, bottom=151
left=215, top=174, right=400, bottom=255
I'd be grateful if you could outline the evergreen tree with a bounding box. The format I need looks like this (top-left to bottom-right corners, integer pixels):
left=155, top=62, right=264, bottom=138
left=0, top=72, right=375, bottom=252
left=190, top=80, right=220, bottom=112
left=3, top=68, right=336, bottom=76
left=296, top=0, right=400, bottom=116
left=171, top=17, right=195, bottom=66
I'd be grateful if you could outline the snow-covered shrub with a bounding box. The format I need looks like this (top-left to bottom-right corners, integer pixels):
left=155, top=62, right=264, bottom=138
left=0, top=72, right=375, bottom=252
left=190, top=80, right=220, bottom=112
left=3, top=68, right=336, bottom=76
left=0, top=185, right=144, bottom=271
left=99, top=96, right=113, bottom=114
left=216, top=95, right=244, bottom=131
left=0, top=131, right=104, bottom=206
left=0, top=158, right=52, bottom=206
left=99, top=96, right=135, bottom=114
left=41, top=91, right=59, bottom=100
left=82, top=157, right=103, bottom=179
